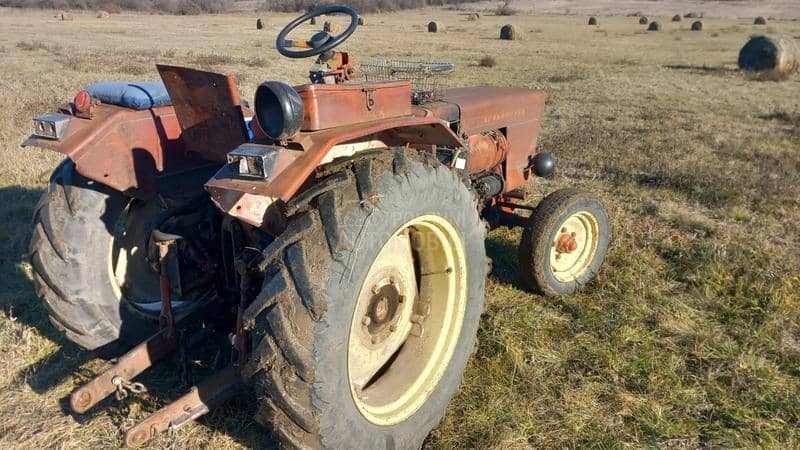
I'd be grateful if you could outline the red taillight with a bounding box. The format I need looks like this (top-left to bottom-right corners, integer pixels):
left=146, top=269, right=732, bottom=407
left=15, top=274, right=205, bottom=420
left=74, top=90, right=91, bottom=113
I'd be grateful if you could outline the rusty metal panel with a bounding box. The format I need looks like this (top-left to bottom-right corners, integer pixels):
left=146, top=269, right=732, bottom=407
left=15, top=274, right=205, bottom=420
left=23, top=104, right=187, bottom=197
left=443, top=86, right=546, bottom=135
left=158, top=65, right=248, bottom=162
left=296, top=80, right=412, bottom=131
left=504, top=122, right=542, bottom=191
left=205, top=115, right=463, bottom=228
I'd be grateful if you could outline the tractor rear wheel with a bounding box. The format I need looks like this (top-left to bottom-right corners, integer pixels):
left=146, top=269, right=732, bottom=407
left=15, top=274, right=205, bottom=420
left=28, top=160, right=159, bottom=356
left=242, top=150, right=488, bottom=449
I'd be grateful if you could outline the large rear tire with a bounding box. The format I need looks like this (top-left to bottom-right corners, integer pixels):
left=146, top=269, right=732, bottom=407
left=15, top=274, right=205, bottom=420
left=242, top=150, right=488, bottom=449
left=29, top=160, right=154, bottom=355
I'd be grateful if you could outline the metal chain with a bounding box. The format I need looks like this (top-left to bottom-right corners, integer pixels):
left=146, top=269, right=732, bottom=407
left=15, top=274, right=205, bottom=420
left=112, top=376, right=147, bottom=401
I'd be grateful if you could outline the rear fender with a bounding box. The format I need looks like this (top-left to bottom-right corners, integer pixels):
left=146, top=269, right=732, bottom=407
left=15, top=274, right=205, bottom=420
left=22, top=104, right=199, bottom=198
left=205, top=117, right=463, bottom=229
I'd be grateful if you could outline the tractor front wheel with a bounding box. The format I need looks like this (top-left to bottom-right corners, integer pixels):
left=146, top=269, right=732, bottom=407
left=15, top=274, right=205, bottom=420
left=242, top=150, right=488, bottom=449
left=518, top=188, right=611, bottom=296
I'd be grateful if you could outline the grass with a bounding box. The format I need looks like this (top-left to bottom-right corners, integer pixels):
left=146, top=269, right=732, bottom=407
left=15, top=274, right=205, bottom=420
left=1, top=5, right=800, bottom=449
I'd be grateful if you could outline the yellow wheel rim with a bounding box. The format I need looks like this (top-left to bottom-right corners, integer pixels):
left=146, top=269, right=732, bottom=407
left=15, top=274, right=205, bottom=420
left=549, top=211, right=600, bottom=283
left=348, top=214, right=467, bottom=426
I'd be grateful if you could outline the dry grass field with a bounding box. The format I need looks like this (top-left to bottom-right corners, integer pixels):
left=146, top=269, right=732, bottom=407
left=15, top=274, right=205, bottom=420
left=1, top=5, right=800, bottom=449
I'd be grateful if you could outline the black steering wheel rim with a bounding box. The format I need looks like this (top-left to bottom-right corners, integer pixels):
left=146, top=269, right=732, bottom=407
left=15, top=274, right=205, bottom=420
left=276, top=5, right=359, bottom=59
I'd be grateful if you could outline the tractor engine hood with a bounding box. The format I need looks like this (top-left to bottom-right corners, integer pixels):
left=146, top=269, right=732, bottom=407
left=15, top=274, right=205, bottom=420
left=440, top=86, right=547, bottom=135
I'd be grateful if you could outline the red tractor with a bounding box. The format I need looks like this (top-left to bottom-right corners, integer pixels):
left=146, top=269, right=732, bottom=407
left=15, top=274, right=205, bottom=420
left=23, top=6, right=610, bottom=449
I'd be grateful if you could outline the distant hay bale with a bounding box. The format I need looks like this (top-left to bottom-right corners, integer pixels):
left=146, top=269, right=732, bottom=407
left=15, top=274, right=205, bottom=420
left=738, top=35, right=799, bottom=80
left=97, top=10, right=109, bottom=18
left=427, top=21, right=442, bottom=33
left=672, top=14, right=682, bottom=22
left=358, top=16, right=365, bottom=25
left=631, top=11, right=643, bottom=17
left=310, top=16, right=317, bottom=25
left=647, top=21, right=660, bottom=31
left=478, top=55, right=497, bottom=67
left=55, top=11, right=73, bottom=20
left=474, top=12, right=480, bottom=19
left=639, top=16, right=649, bottom=25
left=691, top=20, right=703, bottom=31
left=754, top=16, right=767, bottom=25
left=323, top=21, right=340, bottom=34
left=256, top=18, right=263, bottom=29
left=500, top=24, right=517, bottom=40
left=588, top=16, right=597, bottom=26
left=466, top=13, right=479, bottom=21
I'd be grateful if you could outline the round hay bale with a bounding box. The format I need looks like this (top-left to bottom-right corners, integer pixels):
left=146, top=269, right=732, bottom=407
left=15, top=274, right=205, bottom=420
left=754, top=16, right=767, bottom=25
left=738, top=35, right=799, bottom=80
left=427, top=21, right=442, bottom=33
left=639, top=16, right=649, bottom=25
left=647, top=21, right=660, bottom=31
left=474, top=12, right=480, bottom=19
left=500, top=24, right=517, bottom=40
left=588, top=16, right=598, bottom=26
left=672, top=14, right=682, bottom=22
left=310, top=16, right=317, bottom=25
left=256, top=18, right=263, bottom=29
left=466, top=13, right=479, bottom=21
left=323, top=20, right=340, bottom=34
left=97, top=10, right=109, bottom=18
left=358, top=16, right=365, bottom=25
left=691, top=20, right=703, bottom=31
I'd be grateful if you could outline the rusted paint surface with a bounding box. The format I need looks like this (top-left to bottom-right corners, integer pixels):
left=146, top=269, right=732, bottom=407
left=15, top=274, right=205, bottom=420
left=22, top=104, right=187, bottom=197
left=296, top=80, right=412, bottom=131
left=443, top=86, right=546, bottom=135
left=157, top=65, right=249, bottom=162
left=205, top=115, right=463, bottom=228
left=124, top=366, right=241, bottom=448
left=69, top=328, right=176, bottom=414
left=443, top=87, right=546, bottom=191
left=465, top=131, right=506, bottom=174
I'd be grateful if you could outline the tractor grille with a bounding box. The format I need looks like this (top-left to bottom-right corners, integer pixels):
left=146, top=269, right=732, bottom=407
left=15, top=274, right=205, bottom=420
left=360, top=59, right=455, bottom=104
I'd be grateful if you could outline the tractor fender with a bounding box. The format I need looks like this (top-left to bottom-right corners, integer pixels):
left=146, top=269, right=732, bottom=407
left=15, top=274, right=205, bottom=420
left=205, top=116, right=464, bottom=229
left=22, top=104, right=204, bottom=198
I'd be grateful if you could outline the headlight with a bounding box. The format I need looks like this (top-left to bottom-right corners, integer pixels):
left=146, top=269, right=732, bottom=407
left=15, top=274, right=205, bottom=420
left=254, top=81, right=304, bottom=141
left=227, top=144, right=279, bottom=179
left=32, top=113, right=71, bottom=140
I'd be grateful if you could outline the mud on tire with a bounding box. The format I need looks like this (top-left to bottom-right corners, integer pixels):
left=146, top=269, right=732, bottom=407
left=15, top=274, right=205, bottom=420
left=242, top=150, right=489, bottom=449
left=29, top=160, right=151, bottom=355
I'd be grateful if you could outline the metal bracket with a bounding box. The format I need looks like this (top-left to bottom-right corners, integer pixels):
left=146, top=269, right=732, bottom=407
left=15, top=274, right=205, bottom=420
left=362, top=87, right=376, bottom=110
left=124, top=366, right=242, bottom=448
left=70, top=328, right=176, bottom=414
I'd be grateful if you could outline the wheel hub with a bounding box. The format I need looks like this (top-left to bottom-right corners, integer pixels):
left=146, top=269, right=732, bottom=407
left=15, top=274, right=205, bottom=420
left=363, top=280, right=404, bottom=344
left=550, top=211, right=600, bottom=282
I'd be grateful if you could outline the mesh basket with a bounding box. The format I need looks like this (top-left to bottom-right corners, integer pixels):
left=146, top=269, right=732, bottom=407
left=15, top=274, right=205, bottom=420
left=360, top=59, right=455, bottom=104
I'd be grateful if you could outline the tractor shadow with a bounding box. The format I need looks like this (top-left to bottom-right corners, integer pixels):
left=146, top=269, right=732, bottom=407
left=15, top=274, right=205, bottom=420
left=0, top=184, right=273, bottom=448
left=485, top=231, right=527, bottom=290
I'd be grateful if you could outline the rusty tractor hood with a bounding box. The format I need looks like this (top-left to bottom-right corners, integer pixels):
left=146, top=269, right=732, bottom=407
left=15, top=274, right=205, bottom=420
left=441, top=86, right=547, bottom=135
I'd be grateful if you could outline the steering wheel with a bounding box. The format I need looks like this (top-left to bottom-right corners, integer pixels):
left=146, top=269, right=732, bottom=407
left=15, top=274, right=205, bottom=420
left=276, top=5, right=359, bottom=59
